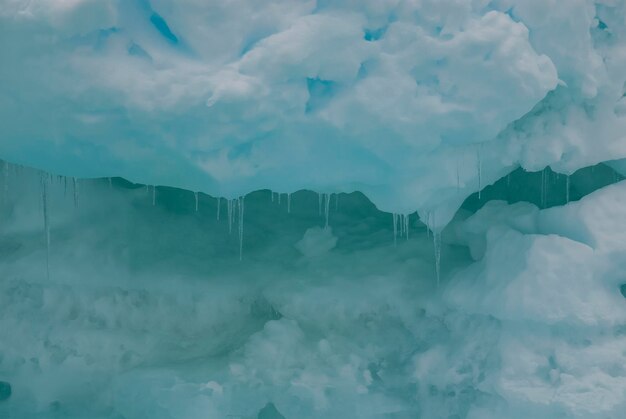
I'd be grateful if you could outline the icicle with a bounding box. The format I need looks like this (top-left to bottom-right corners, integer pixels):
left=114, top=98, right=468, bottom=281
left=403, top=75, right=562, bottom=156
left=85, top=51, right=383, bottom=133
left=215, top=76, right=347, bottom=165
left=405, top=213, right=409, bottom=240
left=287, top=193, right=291, bottom=213
left=72, top=177, right=79, bottom=208
left=431, top=213, right=441, bottom=287
left=271, top=191, right=274, bottom=202
left=227, top=199, right=233, bottom=233
left=41, top=175, right=50, bottom=280
left=278, top=193, right=281, bottom=205
left=152, top=186, right=156, bottom=206
left=425, top=212, right=431, bottom=239
left=318, top=193, right=322, bottom=216
left=392, top=213, right=398, bottom=246
left=238, top=196, right=245, bottom=261
left=323, top=193, right=330, bottom=229
left=194, top=192, right=199, bottom=212
left=565, top=175, right=570, bottom=204
left=145, top=185, right=149, bottom=193
left=217, top=197, right=221, bottom=220
left=108, top=177, right=113, bottom=188
left=477, top=147, right=482, bottom=200
left=506, top=173, right=511, bottom=187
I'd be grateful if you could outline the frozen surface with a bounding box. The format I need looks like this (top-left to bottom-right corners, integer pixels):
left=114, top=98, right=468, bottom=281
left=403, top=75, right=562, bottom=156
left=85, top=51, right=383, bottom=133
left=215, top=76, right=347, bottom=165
left=2, top=1, right=626, bottom=225
left=0, top=163, right=626, bottom=418
left=3, top=1, right=626, bottom=418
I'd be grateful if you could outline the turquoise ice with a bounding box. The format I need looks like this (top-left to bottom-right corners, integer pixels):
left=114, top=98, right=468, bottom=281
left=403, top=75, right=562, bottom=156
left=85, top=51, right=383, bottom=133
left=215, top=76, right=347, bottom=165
left=2, top=1, right=626, bottom=418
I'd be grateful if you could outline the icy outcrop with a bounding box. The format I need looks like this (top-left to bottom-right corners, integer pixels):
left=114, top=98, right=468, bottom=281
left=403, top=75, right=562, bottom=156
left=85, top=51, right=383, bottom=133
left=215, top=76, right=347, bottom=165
left=443, top=180, right=626, bottom=417
left=2, top=1, right=626, bottom=227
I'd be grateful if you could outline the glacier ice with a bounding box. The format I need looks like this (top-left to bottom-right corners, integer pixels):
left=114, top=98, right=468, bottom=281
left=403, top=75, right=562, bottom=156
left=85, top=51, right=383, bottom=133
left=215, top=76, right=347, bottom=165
left=3, top=0, right=626, bottom=418
left=0, top=162, right=625, bottom=418
left=6, top=0, right=626, bottom=226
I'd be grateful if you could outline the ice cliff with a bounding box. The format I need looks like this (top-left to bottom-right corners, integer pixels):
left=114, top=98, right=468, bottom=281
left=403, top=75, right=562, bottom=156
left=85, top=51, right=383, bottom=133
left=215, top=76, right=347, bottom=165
left=2, top=0, right=626, bottom=418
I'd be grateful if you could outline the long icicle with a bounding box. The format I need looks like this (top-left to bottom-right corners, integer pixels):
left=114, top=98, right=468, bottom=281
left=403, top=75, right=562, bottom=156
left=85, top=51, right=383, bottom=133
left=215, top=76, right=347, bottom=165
left=287, top=193, right=291, bottom=213
left=318, top=192, right=322, bottom=216
left=41, top=174, right=50, bottom=280
left=194, top=192, right=199, bottom=212
left=432, top=212, right=441, bottom=287
left=217, top=197, right=221, bottom=220
left=238, top=196, right=245, bottom=261
left=565, top=175, right=570, bottom=204
left=405, top=213, right=409, bottom=240
left=434, top=231, right=441, bottom=287
left=227, top=199, right=233, bottom=233
left=324, top=193, right=331, bottom=229
left=393, top=213, right=398, bottom=246
left=72, top=177, right=79, bottom=208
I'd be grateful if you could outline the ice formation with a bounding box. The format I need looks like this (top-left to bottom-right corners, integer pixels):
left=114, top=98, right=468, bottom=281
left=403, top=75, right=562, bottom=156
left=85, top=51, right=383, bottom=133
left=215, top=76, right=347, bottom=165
left=2, top=0, right=626, bottom=418
left=3, top=0, right=626, bottom=226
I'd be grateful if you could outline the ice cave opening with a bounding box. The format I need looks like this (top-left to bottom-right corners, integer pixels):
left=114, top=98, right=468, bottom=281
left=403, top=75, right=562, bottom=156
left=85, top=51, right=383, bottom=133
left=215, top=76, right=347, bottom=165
left=4, top=0, right=626, bottom=417
left=1, top=160, right=626, bottom=418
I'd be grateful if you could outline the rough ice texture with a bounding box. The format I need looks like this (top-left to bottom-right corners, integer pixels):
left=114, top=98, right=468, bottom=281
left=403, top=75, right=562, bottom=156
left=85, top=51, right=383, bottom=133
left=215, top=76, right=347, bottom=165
left=3, top=1, right=626, bottom=418
left=444, top=181, right=626, bottom=417
left=1, top=163, right=626, bottom=418
left=2, top=0, right=626, bottom=227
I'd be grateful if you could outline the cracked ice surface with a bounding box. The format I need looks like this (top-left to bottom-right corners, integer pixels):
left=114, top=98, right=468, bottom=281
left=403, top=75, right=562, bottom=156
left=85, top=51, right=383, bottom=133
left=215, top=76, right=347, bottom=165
left=3, top=1, right=626, bottom=226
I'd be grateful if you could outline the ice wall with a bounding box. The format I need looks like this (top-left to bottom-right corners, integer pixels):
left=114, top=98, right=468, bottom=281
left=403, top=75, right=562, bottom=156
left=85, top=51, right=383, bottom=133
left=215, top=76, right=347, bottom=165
left=2, top=1, right=626, bottom=227
left=3, top=1, right=626, bottom=417
left=0, top=161, right=625, bottom=418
